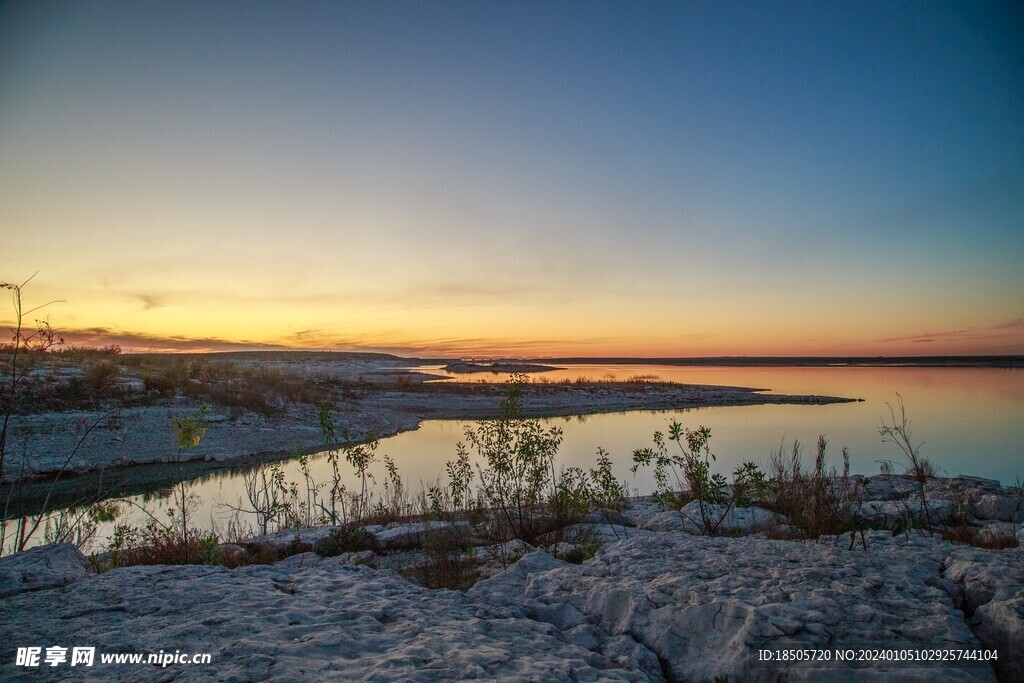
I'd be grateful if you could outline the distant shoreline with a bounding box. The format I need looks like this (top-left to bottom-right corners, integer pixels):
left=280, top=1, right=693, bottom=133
left=117, top=350, right=1024, bottom=368
left=523, top=356, right=1024, bottom=368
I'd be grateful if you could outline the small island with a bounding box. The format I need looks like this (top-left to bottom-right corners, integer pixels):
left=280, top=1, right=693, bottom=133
left=441, top=361, right=563, bottom=374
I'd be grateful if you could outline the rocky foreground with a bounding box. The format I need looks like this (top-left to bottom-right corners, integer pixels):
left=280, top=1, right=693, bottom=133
left=1, top=475, right=1022, bottom=682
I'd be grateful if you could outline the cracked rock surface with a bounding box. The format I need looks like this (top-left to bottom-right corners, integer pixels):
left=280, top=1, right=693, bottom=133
left=0, top=551, right=655, bottom=682
left=471, top=532, right=1012, bottom=682
left=2, top=477, right=1022, bottom=682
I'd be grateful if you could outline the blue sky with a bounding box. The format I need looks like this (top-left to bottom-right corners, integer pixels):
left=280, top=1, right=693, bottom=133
left=1, top=1, right=1022, bottom=355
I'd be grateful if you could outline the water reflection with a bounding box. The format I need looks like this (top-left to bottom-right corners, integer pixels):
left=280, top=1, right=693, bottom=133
left=6, top=365, right=1022, bottom=552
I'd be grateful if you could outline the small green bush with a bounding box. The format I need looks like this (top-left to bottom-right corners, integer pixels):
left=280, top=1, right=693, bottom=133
left=464, top=376, right=567, bottom=544
left=405, top=523, right=477, bottom=590
left=143, top=372, right=178, bottom=395
left=632, top=420, right=767, bottom=535
left=314, top=525, right=378, bottom=557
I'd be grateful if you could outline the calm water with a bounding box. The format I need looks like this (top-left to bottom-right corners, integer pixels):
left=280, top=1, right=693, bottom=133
left=7, top=365, right=1023, bottom=552
left=404, top=364, right=1023, bottom=485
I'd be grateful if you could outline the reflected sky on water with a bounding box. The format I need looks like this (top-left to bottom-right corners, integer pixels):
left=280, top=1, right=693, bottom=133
left=7, top=365, right=1021, bottom=552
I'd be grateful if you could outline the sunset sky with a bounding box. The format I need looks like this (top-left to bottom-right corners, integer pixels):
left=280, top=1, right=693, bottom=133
left=2, top=1, right=1022, bottom=357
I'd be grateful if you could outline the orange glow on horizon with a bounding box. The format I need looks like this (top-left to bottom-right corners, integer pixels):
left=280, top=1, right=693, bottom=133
left=47, top=325, right=1023, bottom=359
left=1, top=269, right=1019, bottom=360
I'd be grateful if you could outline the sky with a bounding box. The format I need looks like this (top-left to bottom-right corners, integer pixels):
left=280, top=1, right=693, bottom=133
left=1, top=0, right=1022, bottom=357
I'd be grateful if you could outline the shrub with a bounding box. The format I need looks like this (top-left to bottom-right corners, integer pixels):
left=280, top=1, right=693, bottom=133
left=313, top=402, right=381, bottom=525
left=143, top=372, right=178, bottom=396
left=878, top=395, right=938, bottom=535
left=83, top=359, right=119, bottom=396
left=104, top=522, right=222, bottom=568
left=370, top=454, right=415, bottom=524
left=766, top=436, right=866, bottom=545
left=314, top=525, right=378, bottom=557
left=464, top=376, right=567, bottom=544
left=233, top=463, right=294, bottom=535
left=404, top=522, right=477, bottom=590
left=941, top=525, right=1019, bottom=550
left=632, top=420, right=767, bottom=535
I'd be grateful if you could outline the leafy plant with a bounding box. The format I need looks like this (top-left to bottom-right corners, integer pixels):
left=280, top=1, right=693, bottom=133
left=342, top=433, right=378, bottom=522
left=197, top=534, right=221, bottom=564
left=372, top=454, right=413, bottom=524
left=233, top=463, right=293, bottom=535
left=587, top=448, right=629, bottom=539
left=465, top=376, right=566, bottom=544
left=632, top=419, right=766, bottom=535
left=406, top=521, right=477, bottom=590
left=316, top=401, right=348, bottom=524
left=314, top=525, right=378, bottom=557
left=169, top=405, right=208, bottom=563
left=446, top=443, right=475, bottom=514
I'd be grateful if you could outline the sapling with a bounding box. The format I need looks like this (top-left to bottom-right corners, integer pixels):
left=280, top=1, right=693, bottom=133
left=466, top=375, right=564, bottom=543
left=632, top=419, right=765, bottom=535
left=878, top=395, right=936, bottom=535
left=170, top=405, right=208, bottom=563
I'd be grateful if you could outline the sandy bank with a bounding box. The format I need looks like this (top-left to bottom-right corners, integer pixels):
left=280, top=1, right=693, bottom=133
left=2, top=379, right=856, bottom=491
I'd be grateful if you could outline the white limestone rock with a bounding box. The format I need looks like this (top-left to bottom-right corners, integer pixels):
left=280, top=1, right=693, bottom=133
left=860, top=498, right=954, bottom=526
left=640, top=503, right=779, bottom=535
left=943, top=546, right=1024, bottom=682
left=0, top=555, right=655, bottom=682
left=468, top=550, right=567, bottom=609
left=272, top=551, right=323, bottom=569
left=470, top=534, right=995, bottom=682
left=973, top=494, right=1022, bottom=523
left=374, top=521, right=471, bottom=551
left=863, top=474, right=921, bottom=500
left=579, top=509, right=636, bottom=527
left=0, top=543, right=93, bottom=599
left=244, top=526, right=336, bottom=550
left=547, top=523, right=652, bottom=548
left=472, top=538, right=536, bottom=563
left=972, top=598, right=1023, bottom=683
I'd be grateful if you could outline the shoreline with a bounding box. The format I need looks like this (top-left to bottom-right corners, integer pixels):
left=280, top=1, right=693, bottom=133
left=3, top=379, right=857, bottom=513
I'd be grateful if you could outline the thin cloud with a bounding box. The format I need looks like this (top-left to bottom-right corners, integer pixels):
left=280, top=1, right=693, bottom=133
left=878, top=329, right=970, bottom=343
left=134, top=294, right=165, bottom=311
left=54, top=325, right=616, bottom=358
left=60, top=327, right=291, bottom=353
left=878, top=317, right=1024, bottom=344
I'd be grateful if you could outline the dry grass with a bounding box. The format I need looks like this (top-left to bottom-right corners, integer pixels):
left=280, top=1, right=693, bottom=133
left=401, top=523, right=478, bottom=590
left=12, top=349, right=333, bottom=414
left=941, top=525, right=1019, bottom=550
left=763, top=436, right=865, bottom=541
left=97, top=532, right=314, bottom=571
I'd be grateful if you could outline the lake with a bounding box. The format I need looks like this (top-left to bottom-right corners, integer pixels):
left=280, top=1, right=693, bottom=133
left=397, top=364, right=1023, bottom=486
left=6, top=364, right=1023, bottom=552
